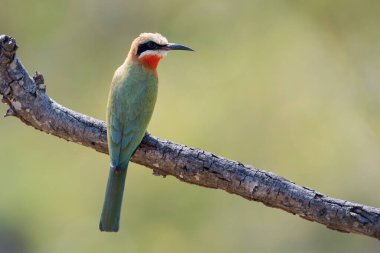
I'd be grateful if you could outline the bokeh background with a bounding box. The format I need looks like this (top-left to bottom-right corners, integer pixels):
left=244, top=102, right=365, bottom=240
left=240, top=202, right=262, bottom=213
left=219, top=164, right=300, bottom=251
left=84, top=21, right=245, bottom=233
left=1, top=0, right=380, bottom=252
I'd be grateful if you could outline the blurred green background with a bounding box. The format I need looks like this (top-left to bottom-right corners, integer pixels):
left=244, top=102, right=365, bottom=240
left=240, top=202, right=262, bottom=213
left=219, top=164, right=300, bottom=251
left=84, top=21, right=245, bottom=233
left=1, top=0, right=380, bottom=252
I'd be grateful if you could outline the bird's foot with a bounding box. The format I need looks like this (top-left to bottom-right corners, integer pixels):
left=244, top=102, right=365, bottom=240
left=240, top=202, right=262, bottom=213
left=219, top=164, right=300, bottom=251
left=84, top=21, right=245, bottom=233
left=152, top=169, right=167, bottom=178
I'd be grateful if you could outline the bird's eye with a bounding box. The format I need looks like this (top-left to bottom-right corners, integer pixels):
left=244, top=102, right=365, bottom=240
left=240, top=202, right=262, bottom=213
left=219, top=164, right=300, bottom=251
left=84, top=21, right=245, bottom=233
left=147, top=41, right=156, bottom=49
left=137, top=41, right=161, bottom=55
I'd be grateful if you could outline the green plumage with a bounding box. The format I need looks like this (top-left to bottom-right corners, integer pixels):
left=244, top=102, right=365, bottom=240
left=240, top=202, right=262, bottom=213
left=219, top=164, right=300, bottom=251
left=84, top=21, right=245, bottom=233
left=100, top=61, right=158, bottom=232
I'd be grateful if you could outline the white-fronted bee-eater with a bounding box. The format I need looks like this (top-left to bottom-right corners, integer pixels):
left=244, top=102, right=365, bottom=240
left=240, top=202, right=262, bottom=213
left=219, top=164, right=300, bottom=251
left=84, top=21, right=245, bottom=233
left=100, top=33, right=193, bottom=232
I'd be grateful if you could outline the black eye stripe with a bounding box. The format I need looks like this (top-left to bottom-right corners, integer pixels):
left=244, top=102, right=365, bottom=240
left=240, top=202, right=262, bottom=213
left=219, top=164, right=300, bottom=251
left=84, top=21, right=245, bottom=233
left=136, top=41, right=163, bottom=56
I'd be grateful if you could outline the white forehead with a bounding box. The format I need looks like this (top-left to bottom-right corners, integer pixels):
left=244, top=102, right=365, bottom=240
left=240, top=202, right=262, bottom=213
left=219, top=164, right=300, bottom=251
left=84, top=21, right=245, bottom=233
left=138, top=33, right=168, bottom=45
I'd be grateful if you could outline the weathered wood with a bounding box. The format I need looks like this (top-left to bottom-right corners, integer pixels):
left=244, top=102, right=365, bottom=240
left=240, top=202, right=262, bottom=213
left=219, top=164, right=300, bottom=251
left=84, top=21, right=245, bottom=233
left=1, top=34, right=380, bottom=239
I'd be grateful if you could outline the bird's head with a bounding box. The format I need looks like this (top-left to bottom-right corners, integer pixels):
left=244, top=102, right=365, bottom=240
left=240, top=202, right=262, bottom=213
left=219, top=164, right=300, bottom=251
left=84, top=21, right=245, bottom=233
left=129, top=33, right=193, bottom=70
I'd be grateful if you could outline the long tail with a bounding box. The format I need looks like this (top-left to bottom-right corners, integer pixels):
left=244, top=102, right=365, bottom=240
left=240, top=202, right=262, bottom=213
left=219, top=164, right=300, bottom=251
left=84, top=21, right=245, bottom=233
left=99, top=163, right=128, bottom=232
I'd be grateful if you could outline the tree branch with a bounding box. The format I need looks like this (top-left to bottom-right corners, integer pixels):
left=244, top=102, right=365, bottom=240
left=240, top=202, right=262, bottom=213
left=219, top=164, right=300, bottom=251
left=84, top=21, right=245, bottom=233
left=1, top=34, right=380, bottom=240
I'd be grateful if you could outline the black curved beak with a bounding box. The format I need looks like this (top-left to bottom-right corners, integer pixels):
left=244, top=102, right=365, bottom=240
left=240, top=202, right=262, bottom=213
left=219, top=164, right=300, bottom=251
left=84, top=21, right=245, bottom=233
left=163, top=43, right=194, bottom=51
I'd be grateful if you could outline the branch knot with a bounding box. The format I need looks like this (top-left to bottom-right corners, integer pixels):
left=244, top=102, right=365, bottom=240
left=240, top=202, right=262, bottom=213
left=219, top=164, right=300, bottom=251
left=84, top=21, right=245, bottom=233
left=0, top=35, right=17, bottom=66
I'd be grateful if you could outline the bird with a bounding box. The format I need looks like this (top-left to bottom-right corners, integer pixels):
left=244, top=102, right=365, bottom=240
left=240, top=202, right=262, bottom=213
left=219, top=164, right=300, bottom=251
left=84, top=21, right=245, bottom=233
left=99, top=33, right=193, bottom=232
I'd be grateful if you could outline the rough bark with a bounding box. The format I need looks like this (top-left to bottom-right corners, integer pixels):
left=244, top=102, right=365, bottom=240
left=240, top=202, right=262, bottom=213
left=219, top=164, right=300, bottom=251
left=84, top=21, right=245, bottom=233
left=1, top=34, right=380, bottom=239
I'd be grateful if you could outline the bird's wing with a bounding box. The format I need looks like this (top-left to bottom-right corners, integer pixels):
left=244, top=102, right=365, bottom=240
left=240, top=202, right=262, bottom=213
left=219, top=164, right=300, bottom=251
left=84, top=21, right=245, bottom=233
left=107, top=105, right=123, bottom=168
left=107, top=64, right=158, bottom=169
left=107, top=86, right=155, bottom=170
left=118, top=114, right=146, bottom=168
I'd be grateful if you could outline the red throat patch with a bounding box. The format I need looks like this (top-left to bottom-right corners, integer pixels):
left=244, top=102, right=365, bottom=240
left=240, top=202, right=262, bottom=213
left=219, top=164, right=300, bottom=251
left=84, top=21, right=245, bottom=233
left=140, top=55, right=162, bottom=69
